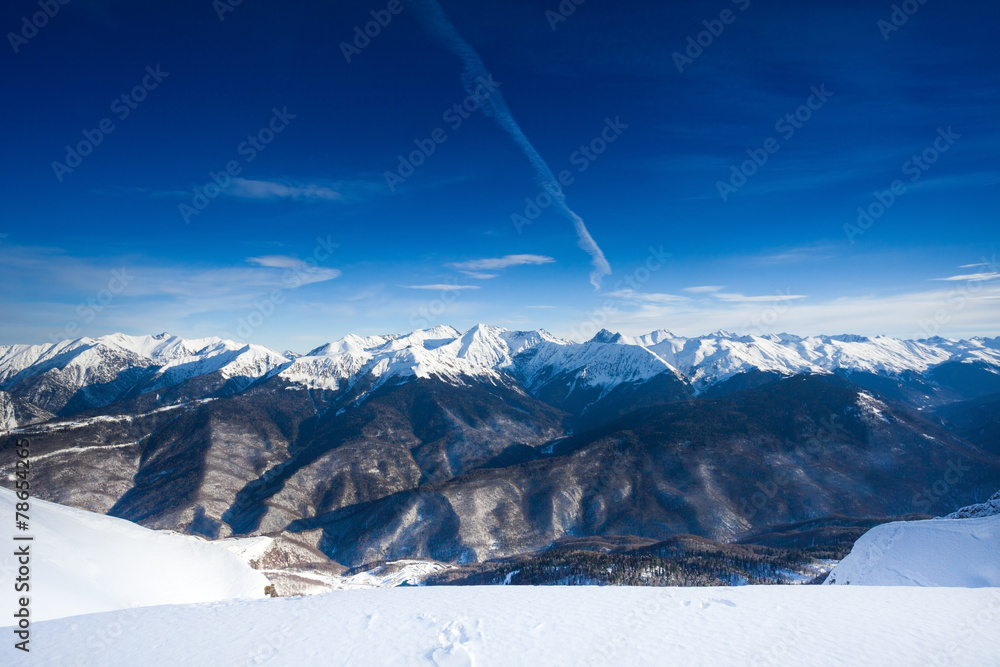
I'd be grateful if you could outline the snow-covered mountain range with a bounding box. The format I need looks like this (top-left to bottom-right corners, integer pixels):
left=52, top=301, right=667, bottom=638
left=3, top=325, right=999, bottom=574
left=2, top=326, right=999, bottom=428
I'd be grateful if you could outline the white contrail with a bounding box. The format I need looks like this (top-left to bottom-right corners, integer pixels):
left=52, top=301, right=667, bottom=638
left=410, top=0, right=612, bottom=289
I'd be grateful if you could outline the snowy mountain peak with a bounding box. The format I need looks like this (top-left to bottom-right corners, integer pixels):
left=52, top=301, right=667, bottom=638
left=588, top=329, right=634, bottom=345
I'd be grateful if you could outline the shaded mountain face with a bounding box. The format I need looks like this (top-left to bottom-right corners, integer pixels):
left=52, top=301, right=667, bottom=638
left=934, top=392, right=1000, bottom=457
left=1, top=327, right=999, bottom=569
left=289, top=375, right=1000, bottom=565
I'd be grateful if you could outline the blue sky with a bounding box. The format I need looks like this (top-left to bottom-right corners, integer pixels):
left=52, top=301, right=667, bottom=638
left=1, top=0, right=997, bottom=351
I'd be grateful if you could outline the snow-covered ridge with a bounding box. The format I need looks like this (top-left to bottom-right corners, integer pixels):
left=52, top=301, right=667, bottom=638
left=276, top=324, right=1000, bottom=395
left=826, top=490, right=1000, bottom=587
left=2, top=328, right=999, bottom=421
left=0, top=333, right=290, bottom=423
left=277, top=324, right=678, bottom=401
left=0, top=332, right=289, bottom=387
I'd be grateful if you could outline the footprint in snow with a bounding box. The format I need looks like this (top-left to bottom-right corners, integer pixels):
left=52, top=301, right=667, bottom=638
left=700, top=598, right=737, bottom=608
left=431, top=619, right=481, bottom=667
left=432, top=643, right=475, bottom=667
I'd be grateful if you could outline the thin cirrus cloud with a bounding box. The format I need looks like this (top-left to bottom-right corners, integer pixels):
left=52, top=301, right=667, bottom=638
left=748, top=244, right=838, bottom=267
left=401, top=284, right=481, bottom=290
left=245, top=255, right=342, bottom=285
left=0, top=244, right=347, bottom=345
left=608, top=289, right=689, bottom=304
left=934, top=272, right=1000, bottom=282
left=610, top=288, right=805, bottom=305
left=711, top=292, right=808, bottom=303
left=447, top=254, right=555, bottom=278
left=228, top=178, right=344, bottom=201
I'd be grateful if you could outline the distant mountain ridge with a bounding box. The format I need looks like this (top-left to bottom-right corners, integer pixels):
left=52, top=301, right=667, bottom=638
left=2, top=326, right=999, bottom=428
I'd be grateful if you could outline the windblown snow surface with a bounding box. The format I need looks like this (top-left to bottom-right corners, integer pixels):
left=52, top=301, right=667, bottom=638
left=0, top=489, right=268, bottom=622
left=8, top=586, right=1000, bottom=666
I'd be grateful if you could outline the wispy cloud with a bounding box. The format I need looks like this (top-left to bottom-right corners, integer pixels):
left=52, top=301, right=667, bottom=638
left=401, top=284, right=481, bottom=291
left=750, top=244, right=838, bottom=267
left=0, top=244, right=344, bottom=345
left=609, top=289, right=688, bottom=304
left=683, top=285, right=724, bottom=294
left=711, top=292, right=808, bottom=303
left=934, top=272, right=1000, bottom=282
left=246, top=255, right=341, bottom=285
left=447, top=254, right=555, bottom=278
left=110, top=178, right=382, bottom=203
left=229, top=178, right=343, bottom=201
left=247, top=255, right=311, bottom=269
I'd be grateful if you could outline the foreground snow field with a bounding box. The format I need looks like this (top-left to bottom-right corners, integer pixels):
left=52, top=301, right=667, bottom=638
left=0, top=489, right=268, bottom=622
left=7, top=585, right=1000, bottom=666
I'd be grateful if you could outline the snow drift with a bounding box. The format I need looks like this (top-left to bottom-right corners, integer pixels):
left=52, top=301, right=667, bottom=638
left=0, top=489, right=269, bottom=621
